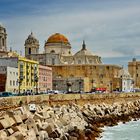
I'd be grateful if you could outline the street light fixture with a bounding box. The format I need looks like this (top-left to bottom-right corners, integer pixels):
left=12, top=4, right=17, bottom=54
left=66, top=80, right=72, bottom=93
left=18, top=76, right=23, bottom=95
left=110, top=81, right=112, bottom=93
left=79, top=78, right=82, bottom=93
left=34, top=74, right=38, bottom=94
left=91, top=79, right=95, bottom=92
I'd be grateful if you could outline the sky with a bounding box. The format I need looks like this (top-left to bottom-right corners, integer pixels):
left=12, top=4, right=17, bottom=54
left=0, top=0, right=140, bottom=67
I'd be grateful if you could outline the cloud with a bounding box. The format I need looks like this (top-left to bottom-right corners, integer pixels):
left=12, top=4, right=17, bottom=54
left=0, top=0, right=140, bottom=67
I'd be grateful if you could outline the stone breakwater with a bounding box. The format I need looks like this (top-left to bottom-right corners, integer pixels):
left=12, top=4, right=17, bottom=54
left=0, top=98, right=140, bottom=140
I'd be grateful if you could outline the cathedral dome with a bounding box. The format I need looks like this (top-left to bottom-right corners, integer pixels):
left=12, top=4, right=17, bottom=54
left=46, top=33, right=70, bottom=44
left=25, top=32, right=39, bottom=46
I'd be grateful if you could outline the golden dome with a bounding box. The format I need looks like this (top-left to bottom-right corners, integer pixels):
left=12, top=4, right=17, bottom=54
left=46, top=33, right=70, bottom=44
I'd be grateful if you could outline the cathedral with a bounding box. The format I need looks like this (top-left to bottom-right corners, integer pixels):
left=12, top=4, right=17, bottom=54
left=25, top=32, right=102, bottom=65
left=25, top=32, right=131, bottom=92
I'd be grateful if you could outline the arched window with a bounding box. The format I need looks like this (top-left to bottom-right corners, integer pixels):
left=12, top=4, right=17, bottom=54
left=52, top=58, right=55, bottom=65
left=70, top=74, right=74, bottom=78
left=28, top=48, right=31, bottom=54
left=89, top=60, right=92, bottom=64
left=57, top=75, right=62, bottom=78
left=2, top=38, right=4, bottom=46
left=50, top=50, right=55, bottom=53
left=78, top=60, right=81, bottom=64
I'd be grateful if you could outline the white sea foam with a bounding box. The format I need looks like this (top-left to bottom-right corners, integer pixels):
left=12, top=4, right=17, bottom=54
left=100, top=120, right=140, bottom=140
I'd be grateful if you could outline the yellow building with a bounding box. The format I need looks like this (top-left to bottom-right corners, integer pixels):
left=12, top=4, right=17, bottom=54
left=18, top=56, right=39, bottom=93
left=0, top=51, right=39, bottom=93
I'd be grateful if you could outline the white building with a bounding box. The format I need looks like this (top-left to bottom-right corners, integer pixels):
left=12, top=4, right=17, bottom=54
left=0, top=66, right=18, bottom=93
left=119, top=69, right=134, bottom=92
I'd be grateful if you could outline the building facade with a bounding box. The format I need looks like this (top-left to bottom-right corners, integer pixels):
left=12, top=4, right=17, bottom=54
left=39, top=65, right=52, bottom=92
left=52, top=64, right=122, bottom=92
left=128, top=58, right=140, bottom=88
left=18, top=56, right=39, bottom=93
left=0, top=56, right=39, bottom=93
left=114, top=69, right=133, bottom=92
left=0, top=66, right=18, bottom=92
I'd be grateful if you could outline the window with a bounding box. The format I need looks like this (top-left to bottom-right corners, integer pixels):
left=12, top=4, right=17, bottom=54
left=10, top=80, right=12, bottom=86
left=52, top=58, right=55, bottom=65
left=29, top=48, right=31, bottom=54
left=78, top=60, right=81, bottom=64
left=16, top=80, right=18, bottom=86
left=2, top=38, right=4, bottom=46
left=106, top=66, right=109, bottom=70
left=70, top=74, right=74, bottom=77
left=89, top=60, right=92, bottom=64
left=50, top=50, right=55, bottom=53
left=13, top=81, right=15, bottom=86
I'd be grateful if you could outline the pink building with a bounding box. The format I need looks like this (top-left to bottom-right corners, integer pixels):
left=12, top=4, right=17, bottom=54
left=39, top=65, right=52, bottom=92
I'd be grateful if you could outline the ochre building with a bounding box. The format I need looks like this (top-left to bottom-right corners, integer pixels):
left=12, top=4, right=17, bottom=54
left=128, top=58, right=140, bottom=88
left=52, top=64, right=122, bottom=92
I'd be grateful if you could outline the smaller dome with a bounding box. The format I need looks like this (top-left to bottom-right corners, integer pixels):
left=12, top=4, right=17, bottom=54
left=25, top=32, right=39, bottom=46
left=46, top=33, right=70, bottom=44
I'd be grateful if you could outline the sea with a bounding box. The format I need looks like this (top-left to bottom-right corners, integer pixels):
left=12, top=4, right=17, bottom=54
left=99, top=120, right=140, bottom=140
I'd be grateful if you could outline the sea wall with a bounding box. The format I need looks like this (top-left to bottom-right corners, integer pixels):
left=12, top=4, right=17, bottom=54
left=1, top=95, right=140, bottom=140
left=0, top=93, right=140, bottom=108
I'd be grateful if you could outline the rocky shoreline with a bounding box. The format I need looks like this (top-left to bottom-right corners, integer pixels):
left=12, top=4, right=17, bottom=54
left=0, top=99, right=140, bottom=140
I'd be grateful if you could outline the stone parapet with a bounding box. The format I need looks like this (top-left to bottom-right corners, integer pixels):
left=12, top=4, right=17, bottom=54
left=0, top=93, right=140, bottom=108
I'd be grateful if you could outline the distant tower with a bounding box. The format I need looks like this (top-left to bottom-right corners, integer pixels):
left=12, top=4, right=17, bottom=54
left=0, top=24, right=7, bottom=52
left=25, top=32, right=39, bottom=57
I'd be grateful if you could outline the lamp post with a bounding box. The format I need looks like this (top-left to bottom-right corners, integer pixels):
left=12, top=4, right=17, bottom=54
left=91, top=79, right=96, bottom=92
left=79, top=78, right=82, bottom=93
left=66, top=80, right=72, bottom=93
left=34, top=74, right=38, bottom=94
left=110, top=81, right=112, bottom=93
left=18, top=76, right=23, bottom=95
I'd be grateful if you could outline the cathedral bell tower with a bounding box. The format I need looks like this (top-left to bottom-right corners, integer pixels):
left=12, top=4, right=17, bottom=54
left=25, top=32, right=39, bottom=57
left=0, top=24, right=7, bottom=52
